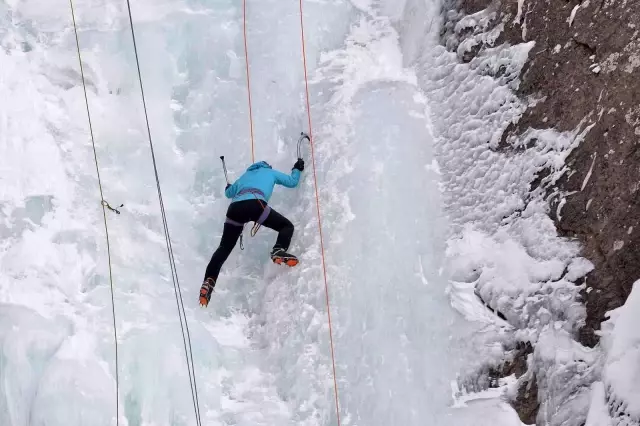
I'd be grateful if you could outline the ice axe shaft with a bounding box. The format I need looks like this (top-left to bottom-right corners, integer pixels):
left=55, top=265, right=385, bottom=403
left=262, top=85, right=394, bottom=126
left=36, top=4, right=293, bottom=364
left=220, top=156, right=229, bottom=184
left=297, top=132, right=310, bottom=159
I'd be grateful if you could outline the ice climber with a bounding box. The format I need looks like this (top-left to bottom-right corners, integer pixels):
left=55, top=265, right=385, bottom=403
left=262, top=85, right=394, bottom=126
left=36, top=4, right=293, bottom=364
left=199, top=158, right=305, bottom=307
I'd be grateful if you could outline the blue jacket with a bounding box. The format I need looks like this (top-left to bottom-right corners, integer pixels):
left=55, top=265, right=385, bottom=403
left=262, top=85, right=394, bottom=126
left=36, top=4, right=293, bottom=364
left=225, top=161, right=301, bottom=203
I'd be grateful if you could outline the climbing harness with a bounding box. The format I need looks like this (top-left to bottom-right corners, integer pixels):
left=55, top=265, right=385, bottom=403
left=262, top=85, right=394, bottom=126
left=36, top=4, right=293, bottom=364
left=68, top=1, right=120, bottom=424
left=236, top=188, right=271, bottom=237
left=223, top=187, right=272, bottom=250
left=124, top=1, right=203, bottom=425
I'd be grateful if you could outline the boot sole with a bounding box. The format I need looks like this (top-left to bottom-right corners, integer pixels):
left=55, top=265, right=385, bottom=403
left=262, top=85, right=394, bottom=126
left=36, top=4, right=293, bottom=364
left=199, top=287, right=213, bottom=307
left=273, top=257, right=299, bottom=267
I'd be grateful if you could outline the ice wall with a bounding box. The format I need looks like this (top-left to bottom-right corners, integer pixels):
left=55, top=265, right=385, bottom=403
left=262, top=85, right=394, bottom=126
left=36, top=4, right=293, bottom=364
left=0, top=0, right=532, bottom=425
left=389, top=0, right=605, bottom=424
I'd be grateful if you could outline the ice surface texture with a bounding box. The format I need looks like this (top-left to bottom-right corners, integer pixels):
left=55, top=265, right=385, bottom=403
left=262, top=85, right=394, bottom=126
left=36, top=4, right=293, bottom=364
left=0, top=0, right=609, bottom=425
left=399, top=1, right=618, bottom=425
left=1, top=0, right=475, bottom=424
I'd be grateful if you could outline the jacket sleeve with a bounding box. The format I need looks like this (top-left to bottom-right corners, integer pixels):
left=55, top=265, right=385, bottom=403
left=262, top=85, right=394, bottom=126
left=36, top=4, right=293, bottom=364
left=273, top=169, right=301, bottom=188
left=225, top=181, right=238, bottom=199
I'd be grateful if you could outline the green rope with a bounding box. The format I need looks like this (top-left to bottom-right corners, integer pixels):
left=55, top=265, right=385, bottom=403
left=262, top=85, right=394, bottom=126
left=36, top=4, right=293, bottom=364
left=68, top=1, right=120, bottom=424
left=123, top=1, right=203, bottom=424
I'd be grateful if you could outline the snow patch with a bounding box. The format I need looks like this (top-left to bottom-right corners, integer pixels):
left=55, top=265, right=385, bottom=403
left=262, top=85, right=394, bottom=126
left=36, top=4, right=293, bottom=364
left=585, top=382, right=612, bottom=426
left=417, top=5, right=598, bottom=424
left=581, top=152, right=597, bottom=191
left=568, top=4, right=580, bottom=27
left=601, top=280, right=640, bottom=423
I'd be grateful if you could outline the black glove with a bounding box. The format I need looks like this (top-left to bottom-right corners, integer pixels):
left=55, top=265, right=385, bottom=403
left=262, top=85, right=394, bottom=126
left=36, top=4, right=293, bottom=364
left=225, top=184, right=231, bottom=190
left=293, top=158, right=304, bottom=171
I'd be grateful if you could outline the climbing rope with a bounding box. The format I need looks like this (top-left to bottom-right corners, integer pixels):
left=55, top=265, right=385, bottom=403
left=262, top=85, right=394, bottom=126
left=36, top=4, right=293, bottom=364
left=243, top=0, right=256, bottom=163
left=297, top=1, right=342, bottom=424
left=68, top=1, right=120, bottom=424
left=123, top=2, right=203, bottom=425
left=241, top=1, right=341, bottom=420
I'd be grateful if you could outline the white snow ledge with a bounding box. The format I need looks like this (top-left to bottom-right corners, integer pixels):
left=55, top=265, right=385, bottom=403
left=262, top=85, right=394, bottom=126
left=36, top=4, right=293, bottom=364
left=600, top=279, right=640, bottom=424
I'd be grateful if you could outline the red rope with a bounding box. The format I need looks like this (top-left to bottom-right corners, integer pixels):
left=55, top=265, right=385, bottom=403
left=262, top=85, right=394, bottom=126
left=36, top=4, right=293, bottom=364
left=243, top=0, right=341, bottom=420
left=243, top=0, right=256, bottom=163
left=298, top=1, right=342, bottom=424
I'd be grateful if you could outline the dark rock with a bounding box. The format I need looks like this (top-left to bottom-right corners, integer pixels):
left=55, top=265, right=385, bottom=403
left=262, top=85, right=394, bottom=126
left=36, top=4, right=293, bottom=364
left=447, top=0, right=640, bottom=421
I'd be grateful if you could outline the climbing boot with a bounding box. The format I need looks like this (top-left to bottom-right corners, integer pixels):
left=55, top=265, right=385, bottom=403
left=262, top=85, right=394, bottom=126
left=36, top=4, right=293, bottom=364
left=270, top=248, right=299, bottom=267
left=199, top=278, right=215, bottom=307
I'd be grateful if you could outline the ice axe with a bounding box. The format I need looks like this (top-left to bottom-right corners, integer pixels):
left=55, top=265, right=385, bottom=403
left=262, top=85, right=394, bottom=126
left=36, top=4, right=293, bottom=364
left=220, top=155, right=230, bottom=184
left=297, top=132, right=310, bottom=160
left=220, top=156, right=228, bottom=182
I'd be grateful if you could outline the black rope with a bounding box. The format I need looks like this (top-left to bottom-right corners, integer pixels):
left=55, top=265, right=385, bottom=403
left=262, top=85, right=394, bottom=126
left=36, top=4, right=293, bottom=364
left=68, top=1, right=120, bottom=424
left=123, top=2, right=202, bottom=425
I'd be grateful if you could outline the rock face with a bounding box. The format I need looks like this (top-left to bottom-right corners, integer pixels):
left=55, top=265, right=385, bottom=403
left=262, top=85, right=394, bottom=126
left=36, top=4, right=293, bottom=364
left=443, top=0, right=640, bottom=422
left=496, top=0, right=640, bottom=349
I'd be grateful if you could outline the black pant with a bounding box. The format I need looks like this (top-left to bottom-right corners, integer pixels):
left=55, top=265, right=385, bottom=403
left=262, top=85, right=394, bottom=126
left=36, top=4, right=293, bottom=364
left=204, top=200, right=294, bottom=282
